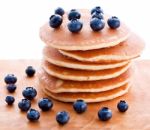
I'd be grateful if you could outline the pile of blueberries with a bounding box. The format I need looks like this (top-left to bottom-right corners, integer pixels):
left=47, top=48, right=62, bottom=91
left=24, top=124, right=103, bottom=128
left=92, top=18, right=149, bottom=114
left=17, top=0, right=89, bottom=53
left=49, top=7, right=120, bottom=33
left=4, top=65, right=128, bottom=125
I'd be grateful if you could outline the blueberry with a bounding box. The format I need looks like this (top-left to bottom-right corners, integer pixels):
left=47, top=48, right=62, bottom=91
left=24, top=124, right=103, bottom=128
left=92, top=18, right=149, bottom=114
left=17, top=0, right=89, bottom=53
left=56, top=111, right=70, bottom=125
left=107, top=16, right=120, bottom=29
left=7, top=84, right=17, bottom=93
left=55, top=7, right=65, bottom=16
left=38, top=98, right=53, bottom=111
left=70, top=9, right=76, bottom=12
left=90, top=18, right=105, bottom=31
left=73, top=100, right=87, bottom=113
left=5, top=96, right=15, bottom=105
left=25, top=66, right=36, bottom=77
left=4, top=74, right=17, bottom=84
left=68, top=20, right=83, bottom=33
left=98, top=107, right=112, bottom=121
left=68, top=9, right=81, bottom=20
left=27, top=109, right=40, bottom=121
left=92, top=12, right=104, bottom=19
left=22, top=87, right=37, bottom=100
left=91, top=6, right=103, bottom=14
left=49, top=14, right=63, bottom=28
left=18, top=99, right=31, bottom=111
left=117, top=100, right=128, bottom=112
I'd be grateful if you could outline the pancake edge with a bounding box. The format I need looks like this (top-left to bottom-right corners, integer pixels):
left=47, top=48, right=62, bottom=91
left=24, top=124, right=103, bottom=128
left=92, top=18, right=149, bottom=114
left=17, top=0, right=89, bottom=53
left=42, top=62, right=131, bottom=81
left=42, top=84, right=131, bottom=103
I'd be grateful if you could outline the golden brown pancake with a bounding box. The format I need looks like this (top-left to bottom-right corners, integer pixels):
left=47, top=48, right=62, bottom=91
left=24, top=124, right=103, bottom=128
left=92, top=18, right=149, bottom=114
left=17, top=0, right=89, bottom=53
left=40, top=10, right=130, bottom=51
left=59, top=33, right=145, bottom=63
left=42, top=60, right=131, bottom=81
left=43, top=46, right=129, bottom=70
left=42, top=83, right=130, bottom=103
left=38, top=68, right=131, bottom=93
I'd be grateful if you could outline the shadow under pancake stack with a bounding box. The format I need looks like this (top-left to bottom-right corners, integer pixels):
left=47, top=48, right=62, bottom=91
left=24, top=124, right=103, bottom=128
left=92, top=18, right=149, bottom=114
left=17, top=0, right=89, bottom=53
left=39, top=9, right=144, bottom=103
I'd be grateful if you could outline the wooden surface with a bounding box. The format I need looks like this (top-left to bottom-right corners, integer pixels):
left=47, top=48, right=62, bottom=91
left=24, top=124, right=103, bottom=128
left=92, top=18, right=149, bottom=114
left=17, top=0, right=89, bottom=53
left=0, top=60, right=150, bottom=130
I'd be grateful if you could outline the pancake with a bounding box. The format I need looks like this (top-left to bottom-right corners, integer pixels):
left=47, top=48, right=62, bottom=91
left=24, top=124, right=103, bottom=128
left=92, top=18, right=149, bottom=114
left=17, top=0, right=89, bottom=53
left=42, top=60, right=131, bottom=81
left=42, top=83, right=130, bottom=103
left=59, top=33, right=145, bottom=63
left=38, top=68, right=131, bottom=93
left=40, top=10, right=130, bottom=51
left=43, top=46, right=129, bottom=70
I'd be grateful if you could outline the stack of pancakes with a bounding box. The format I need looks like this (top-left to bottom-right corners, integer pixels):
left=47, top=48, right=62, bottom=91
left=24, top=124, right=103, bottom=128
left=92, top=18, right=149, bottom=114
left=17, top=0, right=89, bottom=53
left=39, top=10, right=144, bottom=103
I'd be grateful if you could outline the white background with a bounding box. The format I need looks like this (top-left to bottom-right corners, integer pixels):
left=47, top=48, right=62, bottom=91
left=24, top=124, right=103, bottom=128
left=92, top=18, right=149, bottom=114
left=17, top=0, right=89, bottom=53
left=0, top=0, right=149, bottom=59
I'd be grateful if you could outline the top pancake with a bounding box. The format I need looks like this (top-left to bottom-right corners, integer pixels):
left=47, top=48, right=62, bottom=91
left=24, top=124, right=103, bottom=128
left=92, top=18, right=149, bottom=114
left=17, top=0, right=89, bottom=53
left=40, top=10, right=130, bottom=51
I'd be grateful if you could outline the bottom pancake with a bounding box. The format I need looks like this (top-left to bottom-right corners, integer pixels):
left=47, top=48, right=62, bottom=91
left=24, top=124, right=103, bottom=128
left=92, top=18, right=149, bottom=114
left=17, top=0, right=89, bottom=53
left=41, top=83, right=131, bottom=103
left=38, top=68, right=131, bottom=93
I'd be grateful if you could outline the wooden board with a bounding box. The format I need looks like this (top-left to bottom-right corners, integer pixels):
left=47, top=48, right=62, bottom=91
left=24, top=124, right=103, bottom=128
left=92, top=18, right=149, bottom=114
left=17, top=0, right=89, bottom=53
left=0, top=60, right=150, bottom=130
